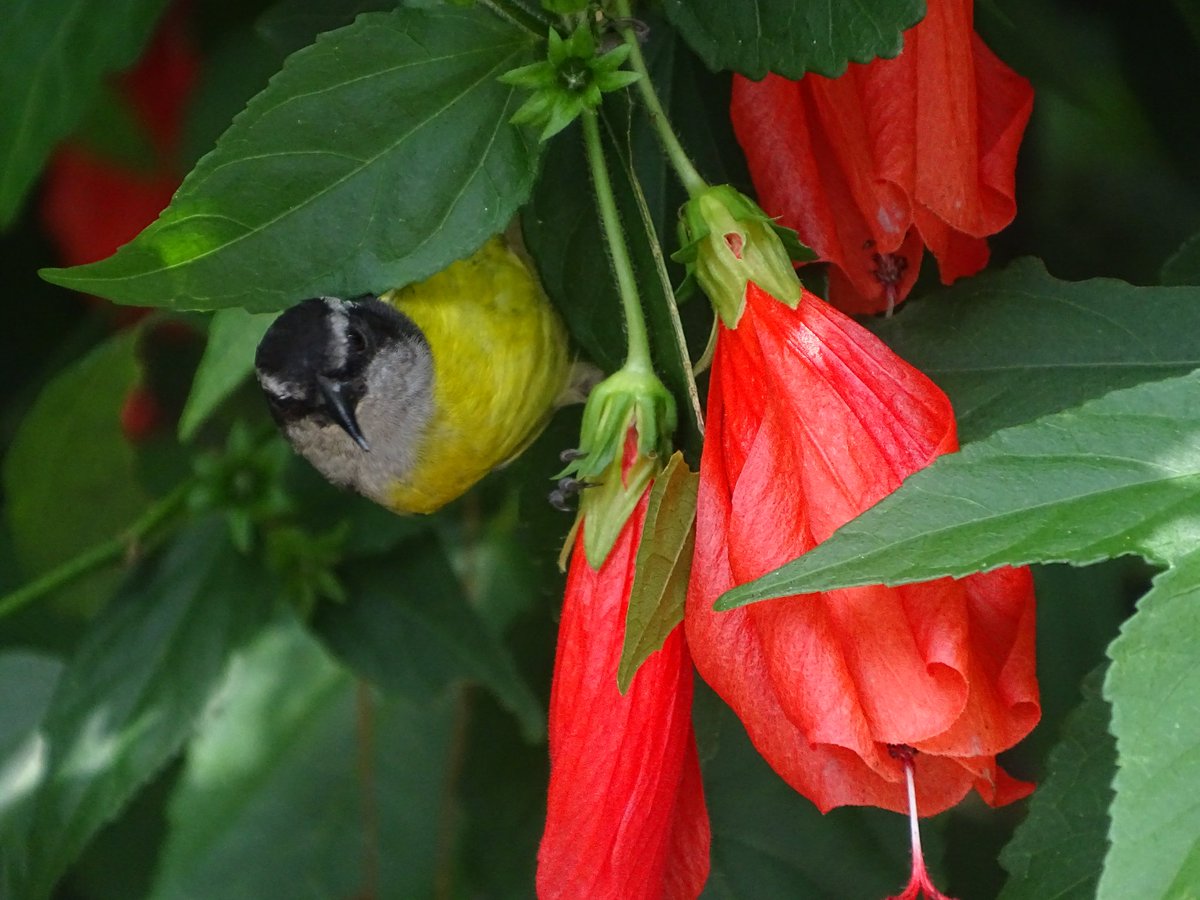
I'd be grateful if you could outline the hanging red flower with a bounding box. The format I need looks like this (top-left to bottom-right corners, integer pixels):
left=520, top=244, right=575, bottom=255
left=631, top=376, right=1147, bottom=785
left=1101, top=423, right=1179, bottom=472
left=685, top=280, right=1040, bottom=816
left=730, top=0, right=1034, bottom=314
left=538, top=431, right=710, bottom=899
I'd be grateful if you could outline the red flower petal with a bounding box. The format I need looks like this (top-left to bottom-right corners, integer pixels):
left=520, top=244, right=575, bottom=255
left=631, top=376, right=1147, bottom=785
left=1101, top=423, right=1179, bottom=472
left=119, top=384, right=164, bottom=443
left=119, top=0, right=199, bottom=156
left=685, top=282, right=1038, bottom=815
left=41, top=146, right=179, bottom=268
left=539, top=489, right=710, bottom=899
left=731, top=0, right=1033, bottom=314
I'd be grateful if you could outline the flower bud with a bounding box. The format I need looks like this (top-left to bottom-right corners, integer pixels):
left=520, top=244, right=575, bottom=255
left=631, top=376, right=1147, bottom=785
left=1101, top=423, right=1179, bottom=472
left=560, top=367, right=677, bottom=569
left=675, top=185, right=803, bottom=327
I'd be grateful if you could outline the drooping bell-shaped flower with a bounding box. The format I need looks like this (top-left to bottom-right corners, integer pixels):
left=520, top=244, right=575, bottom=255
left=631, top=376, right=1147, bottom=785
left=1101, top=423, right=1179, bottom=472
left=686, top=277, right=1040, bottom=814
left=677, top=185, right=1040, bottom=818
left=538, top=383, right=709, bottom=897
left=731, top=0, right=1033, bottom=314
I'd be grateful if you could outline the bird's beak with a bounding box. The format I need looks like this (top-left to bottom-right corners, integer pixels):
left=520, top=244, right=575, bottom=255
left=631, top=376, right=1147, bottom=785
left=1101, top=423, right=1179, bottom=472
left=316, top=375, right=370, bottom=451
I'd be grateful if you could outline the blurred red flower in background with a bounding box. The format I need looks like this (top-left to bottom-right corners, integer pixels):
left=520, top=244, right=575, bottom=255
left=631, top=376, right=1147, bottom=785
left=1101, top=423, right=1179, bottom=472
left=539, top=433, right=710, bottom=900
left=39, top=3, right=200, bottom=442
left=41, top=2, right=198, bottom=281
left=731, top=0, right=1033, bottom=314
left=685, top=280, right=1040, bottom=817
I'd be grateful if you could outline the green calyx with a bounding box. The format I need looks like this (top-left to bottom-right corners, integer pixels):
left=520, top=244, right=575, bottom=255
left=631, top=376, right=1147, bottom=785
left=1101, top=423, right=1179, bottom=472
left=560, top=365, right=677, bottom=569
left=674, top=185, right=814, bottom=327
left=499, top=23, right=640, bottom=141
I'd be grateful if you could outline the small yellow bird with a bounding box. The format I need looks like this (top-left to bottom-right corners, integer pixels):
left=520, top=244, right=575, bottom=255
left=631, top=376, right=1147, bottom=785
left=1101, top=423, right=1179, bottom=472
left=254, top=236, right=570, bottom=513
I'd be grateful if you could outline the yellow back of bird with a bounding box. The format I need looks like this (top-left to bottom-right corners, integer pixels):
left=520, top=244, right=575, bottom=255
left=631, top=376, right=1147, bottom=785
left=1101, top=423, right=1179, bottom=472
left=381, top=237, right=569, bottom=513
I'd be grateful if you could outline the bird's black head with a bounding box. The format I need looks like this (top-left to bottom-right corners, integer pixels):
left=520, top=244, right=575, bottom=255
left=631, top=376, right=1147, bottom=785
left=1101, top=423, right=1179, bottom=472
left=254, top=295, right=426, bottom=450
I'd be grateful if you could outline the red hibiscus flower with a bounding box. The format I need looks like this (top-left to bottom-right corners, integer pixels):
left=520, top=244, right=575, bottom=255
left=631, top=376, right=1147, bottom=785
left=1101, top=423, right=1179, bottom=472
left=539, top=431, right=710, bottom=900
left=685, top=280, right=1040, bottom=817
left=731, top=0, right=1034, bottom=314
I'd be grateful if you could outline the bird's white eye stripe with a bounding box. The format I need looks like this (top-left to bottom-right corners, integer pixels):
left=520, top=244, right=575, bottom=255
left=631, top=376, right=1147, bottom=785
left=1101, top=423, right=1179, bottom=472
left=257, top=370, right=299, bottom=400
left=324, top=297, right=351, bottom=370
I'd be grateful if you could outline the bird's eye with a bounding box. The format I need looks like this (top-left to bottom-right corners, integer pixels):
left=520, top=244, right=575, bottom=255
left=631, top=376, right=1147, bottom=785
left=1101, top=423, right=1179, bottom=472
left=346, top=326, right=368, bottom=355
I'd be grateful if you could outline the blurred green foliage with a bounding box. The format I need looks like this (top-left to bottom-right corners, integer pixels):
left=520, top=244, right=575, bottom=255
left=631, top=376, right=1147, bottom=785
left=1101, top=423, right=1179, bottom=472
left=1, top=0, right=1198, bottom=897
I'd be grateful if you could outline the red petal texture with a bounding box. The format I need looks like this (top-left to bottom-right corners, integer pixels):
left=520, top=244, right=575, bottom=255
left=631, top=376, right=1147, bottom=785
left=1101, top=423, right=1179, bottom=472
left=538, top=490, right=710, bottom=899
left=731, top=0, right=1033, bottom=314
left=685, top=282, right=1039, bottom=816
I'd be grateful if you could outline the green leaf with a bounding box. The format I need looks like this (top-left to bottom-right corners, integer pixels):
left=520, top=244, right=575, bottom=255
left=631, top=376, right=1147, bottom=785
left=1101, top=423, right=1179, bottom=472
left=0, top=519, right=273, bottom=899
left=717, top=369, right=1200, bottom=608
left=178, top=308, right=273, bottom=441
left=456, top=691, right=545, bottom=898
left=998, top=668, right=1115, bottom=900
left=0, top=0, right=170, bottom=225
left=3, top=331, right=149, bottom=600
left=662, top=0, right=925, bottom=79
left=618, top=452, right=697, bottom=692
left=41, top=7, right=541, bottom=313
left=0, top=652, right=63, bottom=813
left=313, top=535, right=545, bottom=741
left=871, top=259, right=1200, bottom=443
left=1161, top=229, right=1200, bottom=285
left=254, top=0, right=400, bottom=58
left=694, top=685, right=920, bottom=898
left=149, top=617, right=459, bottom=900
left=1100, top=552, right=1200, bottom=900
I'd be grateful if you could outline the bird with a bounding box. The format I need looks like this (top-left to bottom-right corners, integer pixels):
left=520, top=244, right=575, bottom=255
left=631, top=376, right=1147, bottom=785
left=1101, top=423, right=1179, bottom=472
left=254, top=236, right=571, bottom=514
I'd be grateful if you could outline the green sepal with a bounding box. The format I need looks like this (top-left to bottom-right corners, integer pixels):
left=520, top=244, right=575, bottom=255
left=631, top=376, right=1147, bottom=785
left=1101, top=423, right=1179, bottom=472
left=675, top=184, right=804, bottom=327
left=186, top=423, right=293, bottom=552
left=560, top=365, right=678, bottom=569
left=617, top=452, right=698, bottom=692
left=558, top=366, right=677, bottom=483
left=772, top=221, right=818, bottom=264
left=498, top=23, right=639, bottom=142
left=579, top=449, right=657, bottom=570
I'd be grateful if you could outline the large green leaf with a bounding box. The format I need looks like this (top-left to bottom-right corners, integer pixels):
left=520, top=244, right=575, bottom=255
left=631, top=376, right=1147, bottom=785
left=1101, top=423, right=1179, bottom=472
left=717, top=369, right=1200, bottom=608
left=662, top=0, right=925, bottom=79
left=150, top=617, right=458, bottom=900
left=41, top=7, right=540, bottom=312
left=3, top=331, right=149, bottom=589
left=0, top=0, right=170, bottom=225
left=456, top=691, right=546, bottom=898
left=0, top=520, right=273, bottom=898
left=998, top=668, right=1115, bottom=900
left=871, top=259, right=1200, bottom=443
left=1100, top=552, right=1200, bottom=900
left=695, top=686, right=920, bottom=898
left=1161, top=229, right=1200, bottom=285
left=177, top=308, right=273, bottom=441
left=254, top=0, right=400, bottom=58
left=0, top=652, right=63, bottom=814
left=313, top=535, right=545, bottom=741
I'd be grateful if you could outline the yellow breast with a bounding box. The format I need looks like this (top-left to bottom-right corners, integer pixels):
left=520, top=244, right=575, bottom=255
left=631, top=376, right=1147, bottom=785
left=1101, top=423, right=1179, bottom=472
left=380, top=237, right=569, bottom=513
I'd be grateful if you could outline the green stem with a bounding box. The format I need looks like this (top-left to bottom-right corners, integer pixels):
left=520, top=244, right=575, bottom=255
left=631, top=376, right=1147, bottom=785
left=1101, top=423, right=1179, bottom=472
left=612, top=0, right=708, bottom=198
left=623, top=145, right=705, bottom=434
left=0, top=483, right=189, bottom=619
left=581, top=108, right=653, bottom=372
